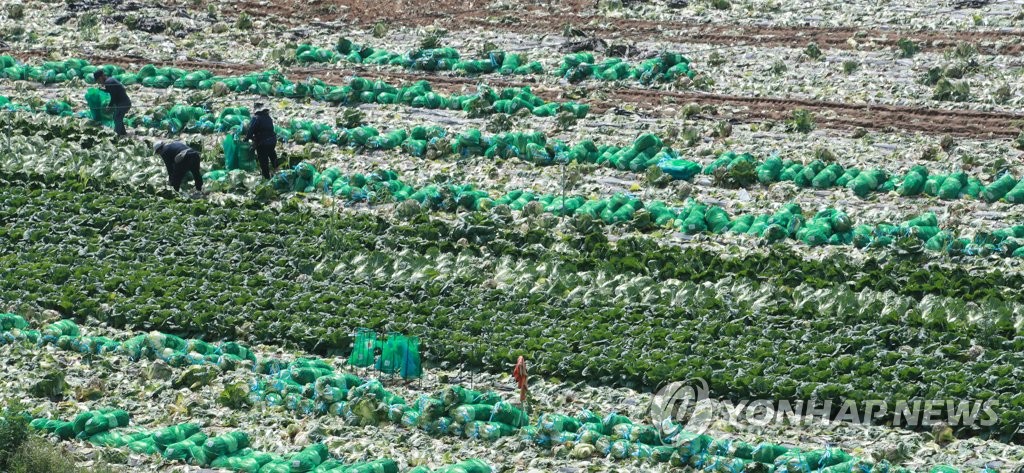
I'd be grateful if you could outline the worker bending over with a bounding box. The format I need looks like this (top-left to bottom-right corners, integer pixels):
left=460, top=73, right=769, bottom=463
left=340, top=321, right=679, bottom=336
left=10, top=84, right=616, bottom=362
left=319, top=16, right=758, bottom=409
left=154, top=140, right=203, bottom=193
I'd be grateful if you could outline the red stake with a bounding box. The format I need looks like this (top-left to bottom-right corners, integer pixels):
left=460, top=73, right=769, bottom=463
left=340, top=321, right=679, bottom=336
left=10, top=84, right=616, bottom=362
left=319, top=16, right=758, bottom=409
left=513, top=356, right=528, bottom=403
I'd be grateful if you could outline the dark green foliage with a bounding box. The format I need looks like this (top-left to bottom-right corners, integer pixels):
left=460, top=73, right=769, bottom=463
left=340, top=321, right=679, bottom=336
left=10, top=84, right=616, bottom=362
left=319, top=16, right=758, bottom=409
left=804, top=42, right=823, bottom=60
left=8, top=438, right=80, bottom=473
left=933, top=78, right=971, bottom=102
left=787, top=109, right=815, bottom=133
left=218, top=384, right=252, bottom=409
left=2, top=174, right=1024, bottom=440
left=1, top=401, right=30, bottom=470
left=897, top=38, right=919, bottom=58
left=28, top=372, right=66, bottom=401
left=770, top=60, right=787, bottom=75
left=713, top=160, right=756, bottom=188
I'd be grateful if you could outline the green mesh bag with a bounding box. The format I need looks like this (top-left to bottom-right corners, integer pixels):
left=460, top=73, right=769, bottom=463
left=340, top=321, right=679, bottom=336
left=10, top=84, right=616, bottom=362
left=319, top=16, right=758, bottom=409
left=152, top=423, right=200, bottom=444
left=0, top=313, right=28, bottom=331
left=163, top=432, right=209, bottom=461
left=204, top=431, right=250, bottom=457
left=757, top=157, right=784, bottom=183
left=1006, top=180, right=1024, bottom=203
left=42, top=319, right=80, bottom=338
left=896, top=165, right=928, bottom=196
left=659, top=159, right=701, bottom=180
left=289, top=443, right=330, bottom=472
left=83, top=410, right=130, bottom=436
left=127, top=437, right=160, bottom=455
left=441, top=386, right=501, bottom=407
left=811, top=164, right=844, bottom=189
left=342, top=459, right=400, bottom=473
left=937, top=174, right=964, bottom=200
left=210, top=450, right=272, bottom=473
left=705, top=207, right=731, bottom=234
left=348, top=329, right=377, bottom=367
left=84, top=88, right=113, bottom=126
left=434, top=459, right=492, bottom=473
left=489, top=402, right=528, bottom=427
left=453, top=404, right=496, bottom=424
left=728, top=215, right=754, bottom=234
left=983, top=174, right=1016, bottom=202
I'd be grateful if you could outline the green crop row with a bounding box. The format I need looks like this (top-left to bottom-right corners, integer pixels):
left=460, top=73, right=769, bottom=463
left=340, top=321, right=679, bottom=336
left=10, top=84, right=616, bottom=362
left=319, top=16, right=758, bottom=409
left=4, top=112, right=1024, bottom=264
left=26, top=408, right=407, bottom=473
left=2, top=315, right=489, bottom=471
left=3, top=315, right=976, bottom=471
left=701, top=152, right=1024, bottom=203
left=2, top=117, right=1024, bottom=305
left=7, top=91, right=1019, bottom=213
left=295, top=40, right=697, bottom=84
left=3, top=116, right=1024, bottom=306
left=0, top=56, right=589, bottom=118
left=260, top=160, right=1024, bottom=258
left=0, top=177, right=1022, bottom=441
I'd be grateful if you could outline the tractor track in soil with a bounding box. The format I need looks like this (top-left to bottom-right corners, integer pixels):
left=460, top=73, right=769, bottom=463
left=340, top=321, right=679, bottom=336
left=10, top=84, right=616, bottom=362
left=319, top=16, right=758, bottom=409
left=10, top=50, right=1024, bottom=138
left=192, top=0, right=1024, bottom=56
left=152, top=0, right=1024, bottom=55
left=376, top=16, right=1024, bottom=56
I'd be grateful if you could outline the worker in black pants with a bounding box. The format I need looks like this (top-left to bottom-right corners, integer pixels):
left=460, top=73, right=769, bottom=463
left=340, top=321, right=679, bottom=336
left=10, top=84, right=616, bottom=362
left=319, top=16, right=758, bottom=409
left=154, top=140, right=203, bottom=192
left=245, top=103, right=278, bottom=179
left=93, top=70, right=131, bottom=136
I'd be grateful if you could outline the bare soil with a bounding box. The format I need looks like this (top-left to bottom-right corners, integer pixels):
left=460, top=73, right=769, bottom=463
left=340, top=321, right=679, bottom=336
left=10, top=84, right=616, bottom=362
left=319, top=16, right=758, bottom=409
left=198, top=0, right=1024, bottom=55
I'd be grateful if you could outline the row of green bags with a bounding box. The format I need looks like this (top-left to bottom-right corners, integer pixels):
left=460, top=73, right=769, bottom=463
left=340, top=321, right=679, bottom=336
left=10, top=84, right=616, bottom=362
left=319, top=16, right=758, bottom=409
left=408, top=459, right=491, bottom=473
left=15, top=315, right=427, bottom=431
left=299, top=41, right=544, bottom=77
left=20, top=401, right=967, bottom=473
left=18, top=90, right=1022, bottom=210
left=0, top=317, right=976, bottom=473
left=205, top=155, right=1024, bottom=258
left=246, top=354, right=516, bottom=444
left=303, top=39, right=696, bottom=83
left=0, top=55, right=587, bottom=119
left=131, top=95, right=1024, bottom=204
left=128, top=95, right=1024, bottom=206
left=16, top=92, right=674, bottom=183
left=29, top=408, right=128, bottom=440
left=558, top=51, right=696, bottom=84
left=15, top=320, right=419, bottom=472
left=754, top=156, right=994, bottom=200
left=14, top=91, right=1024, bottom=256
left=30, top=411, right=407, bottom=473
left=386, top=388, right=525, bottom=443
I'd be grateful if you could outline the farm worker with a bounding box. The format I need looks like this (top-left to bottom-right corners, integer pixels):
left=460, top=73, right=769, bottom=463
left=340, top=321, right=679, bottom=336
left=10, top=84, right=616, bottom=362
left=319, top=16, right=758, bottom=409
left=92, top=70, right=132, bottom=136
left=153, top=140, right=204, bottom=193
left=245, top=102, right=278, bottom=179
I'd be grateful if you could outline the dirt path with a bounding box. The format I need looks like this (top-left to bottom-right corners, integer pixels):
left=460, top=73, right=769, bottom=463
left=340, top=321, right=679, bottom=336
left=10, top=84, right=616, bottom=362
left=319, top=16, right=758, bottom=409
left=184, top=0, right=1024, bottom=55
left=431, top=17, right=1024, bottom=56
left=603, top=89, right=1024, bottom=137
left=151, top=0, right=1024, bottom=54
left=11, top=50, right=1024, bottom=138
left=300, top=65, right=1024, bottom=138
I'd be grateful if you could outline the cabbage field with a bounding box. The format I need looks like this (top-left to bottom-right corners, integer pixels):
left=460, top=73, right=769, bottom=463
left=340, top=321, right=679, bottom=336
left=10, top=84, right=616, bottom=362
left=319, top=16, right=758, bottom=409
left=1, top=0, right=1024, bottom=472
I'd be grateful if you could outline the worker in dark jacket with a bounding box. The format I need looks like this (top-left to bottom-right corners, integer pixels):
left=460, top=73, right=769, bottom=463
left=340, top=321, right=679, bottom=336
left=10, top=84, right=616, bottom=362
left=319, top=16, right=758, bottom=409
left=154, top=140, right=203, bottom=192
left=93, top=70, right=131, bottom=136
left=245, top=103, right=278, bottom=179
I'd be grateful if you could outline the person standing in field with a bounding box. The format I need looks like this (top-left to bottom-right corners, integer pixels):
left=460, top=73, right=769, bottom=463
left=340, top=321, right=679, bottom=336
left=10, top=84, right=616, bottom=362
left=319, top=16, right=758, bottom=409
left=153, top=140, right=204, bottom=193
left=93, top=70, right=131, bottom=136
left=245, top=102, right=278, bottom=179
